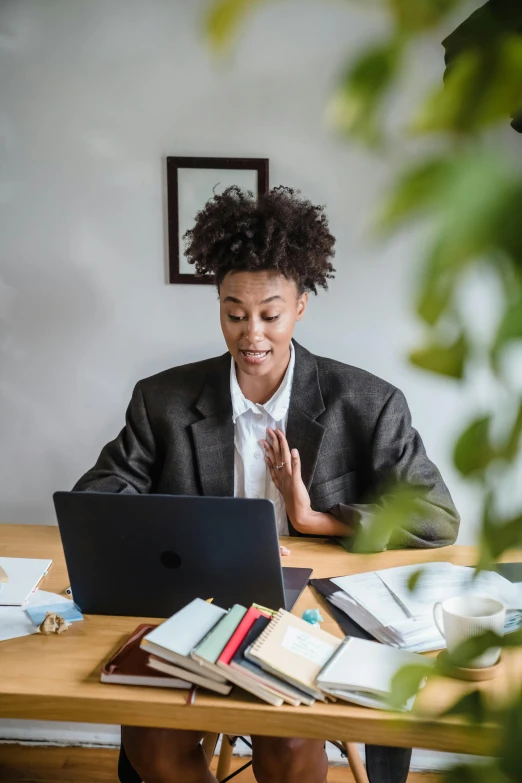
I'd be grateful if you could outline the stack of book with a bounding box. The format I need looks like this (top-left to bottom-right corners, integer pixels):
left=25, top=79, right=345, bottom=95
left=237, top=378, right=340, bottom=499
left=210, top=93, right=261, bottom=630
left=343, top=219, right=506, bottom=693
left=101, top=598, right=433, bottom=711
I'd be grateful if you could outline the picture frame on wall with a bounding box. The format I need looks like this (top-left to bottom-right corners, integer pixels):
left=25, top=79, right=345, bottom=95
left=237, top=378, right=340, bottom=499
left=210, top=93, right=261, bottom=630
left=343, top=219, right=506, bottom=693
left=167, top=156, right=269, bottom=285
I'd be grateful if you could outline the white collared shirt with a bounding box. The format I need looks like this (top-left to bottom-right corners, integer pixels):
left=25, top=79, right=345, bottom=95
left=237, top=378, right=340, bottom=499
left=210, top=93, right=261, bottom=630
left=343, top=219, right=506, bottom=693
left=231, top=343, right=295, bottom=536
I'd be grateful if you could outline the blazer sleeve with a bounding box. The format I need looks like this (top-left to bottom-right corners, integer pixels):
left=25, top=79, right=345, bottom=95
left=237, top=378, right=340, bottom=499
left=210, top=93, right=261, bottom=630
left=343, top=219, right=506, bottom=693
left=72, top=382, right=157, bottom=494
left=329, top=388, right=460, bottom=550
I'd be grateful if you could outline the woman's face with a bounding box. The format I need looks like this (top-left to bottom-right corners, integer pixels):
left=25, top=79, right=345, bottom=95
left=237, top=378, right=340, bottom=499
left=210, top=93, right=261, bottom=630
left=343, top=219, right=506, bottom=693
left=219, top=270, right=308, bottom=378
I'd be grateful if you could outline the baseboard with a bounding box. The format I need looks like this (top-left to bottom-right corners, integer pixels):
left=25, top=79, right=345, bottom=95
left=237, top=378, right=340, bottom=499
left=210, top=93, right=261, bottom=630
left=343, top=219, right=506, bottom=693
left=0, top=719, right=487, bottom=772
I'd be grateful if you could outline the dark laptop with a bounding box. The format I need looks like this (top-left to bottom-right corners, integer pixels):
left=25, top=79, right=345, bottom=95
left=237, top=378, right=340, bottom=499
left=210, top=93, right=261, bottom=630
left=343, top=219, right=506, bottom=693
left=53, top=492, right=311, bottom=617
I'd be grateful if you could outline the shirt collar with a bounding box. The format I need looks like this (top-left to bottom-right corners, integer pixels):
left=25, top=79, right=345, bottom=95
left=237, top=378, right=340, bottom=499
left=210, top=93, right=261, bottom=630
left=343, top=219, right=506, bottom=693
left=230, top=342, right=295, bottom=424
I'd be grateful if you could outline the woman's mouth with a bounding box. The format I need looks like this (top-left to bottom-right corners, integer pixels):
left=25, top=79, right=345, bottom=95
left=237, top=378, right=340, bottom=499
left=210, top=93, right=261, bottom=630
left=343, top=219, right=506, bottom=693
left=239, top=349, right=271, bottom=365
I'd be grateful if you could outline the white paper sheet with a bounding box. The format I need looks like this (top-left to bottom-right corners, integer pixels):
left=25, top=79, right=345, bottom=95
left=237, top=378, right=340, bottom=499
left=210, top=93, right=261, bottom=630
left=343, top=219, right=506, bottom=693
left=0, top=590, right=71, bottom=642
left=0, top=606, right=37, bottom=642
left=377, top=562, right=522, bottom=616
left=332, top=571, right=410, bottom=626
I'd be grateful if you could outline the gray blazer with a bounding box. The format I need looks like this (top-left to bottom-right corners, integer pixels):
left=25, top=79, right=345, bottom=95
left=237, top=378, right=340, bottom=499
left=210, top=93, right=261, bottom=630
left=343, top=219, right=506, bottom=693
left=74, top=341, right=459, bottom=549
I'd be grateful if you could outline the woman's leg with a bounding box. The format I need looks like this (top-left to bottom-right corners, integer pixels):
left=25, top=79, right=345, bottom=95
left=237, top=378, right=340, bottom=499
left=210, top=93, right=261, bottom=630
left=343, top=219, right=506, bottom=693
left=251, top=736, right=328, bottom=783
left=121, top=726, right=216, bottom=783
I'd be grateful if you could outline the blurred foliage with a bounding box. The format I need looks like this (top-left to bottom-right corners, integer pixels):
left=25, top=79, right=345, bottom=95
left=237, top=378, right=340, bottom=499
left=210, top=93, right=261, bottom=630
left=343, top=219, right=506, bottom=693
left=348, top=486, right=438, bottom=553
left=206, top=0, right=522, bottom=778
left=327, top=39, right=403, bottom=146
left=413, top=37, right=522, bottom=133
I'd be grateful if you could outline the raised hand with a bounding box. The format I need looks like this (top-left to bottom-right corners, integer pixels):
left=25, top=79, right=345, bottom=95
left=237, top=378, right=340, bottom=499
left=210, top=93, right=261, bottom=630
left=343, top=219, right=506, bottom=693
left=261, top=428, right=312, bottom=529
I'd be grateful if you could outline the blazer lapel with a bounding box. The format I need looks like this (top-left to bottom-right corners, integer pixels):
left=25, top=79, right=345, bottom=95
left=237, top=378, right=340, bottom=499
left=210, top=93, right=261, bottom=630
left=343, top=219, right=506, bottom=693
left=190, top=343, right=326, bottom=499
left=191, top=354, right=234, bottom=497
left=286, top=341, right=326, bottom=491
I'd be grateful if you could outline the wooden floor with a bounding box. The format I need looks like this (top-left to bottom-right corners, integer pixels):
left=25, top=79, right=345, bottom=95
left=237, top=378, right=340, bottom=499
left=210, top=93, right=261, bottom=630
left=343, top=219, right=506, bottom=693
left=0, top=745, right=441, bottom=782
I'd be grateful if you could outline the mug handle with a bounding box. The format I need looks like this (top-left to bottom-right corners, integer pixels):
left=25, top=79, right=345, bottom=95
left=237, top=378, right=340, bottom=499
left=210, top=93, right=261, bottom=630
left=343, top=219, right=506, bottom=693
left=433, top=601, right=445, bottom=637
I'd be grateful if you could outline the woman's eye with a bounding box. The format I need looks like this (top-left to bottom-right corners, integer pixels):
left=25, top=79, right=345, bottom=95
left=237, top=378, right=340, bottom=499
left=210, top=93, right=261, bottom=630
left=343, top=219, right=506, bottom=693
left=227, top=314, right=279, bottom=322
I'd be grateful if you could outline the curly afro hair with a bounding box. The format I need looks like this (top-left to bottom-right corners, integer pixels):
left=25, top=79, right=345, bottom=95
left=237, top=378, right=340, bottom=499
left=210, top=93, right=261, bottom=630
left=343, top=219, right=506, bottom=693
left=183, top=185, right=336, bottom=294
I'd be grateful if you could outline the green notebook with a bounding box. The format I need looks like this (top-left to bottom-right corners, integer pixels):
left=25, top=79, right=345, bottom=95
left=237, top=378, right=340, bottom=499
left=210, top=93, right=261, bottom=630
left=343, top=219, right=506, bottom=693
left=191, top=604, right=247, bottom=679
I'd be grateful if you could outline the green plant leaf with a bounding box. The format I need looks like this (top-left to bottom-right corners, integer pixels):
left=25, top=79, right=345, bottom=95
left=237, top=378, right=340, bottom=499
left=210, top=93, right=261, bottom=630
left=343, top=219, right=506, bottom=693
left=393, top=153, right=517, bottom=327
left=205, top=0, right=266, bottom=51
left=494, top=300, right=522, bottom=354
left=496, top=701, right=522, bottom=781
left=377, top=157, right=450, bottom=231
left=498, top=627, right=522, bottom=649
left=388, top=0, right=460, bottom=32
left=483, top=513, right=522, bottom=562
left=477, top=491, right=522, bottom=566
left=388, top=662, right=434, bottom=710
left=415, top=265, right=457, bottom=326
left=453, top=416, right=495, bottom=476
left=496, top=188, right=522, bottom=263
left=448, top=630, right=503, bottom=669
left=327, top=39, right=403, bottom=145
left=442, top=690, right=490, bottom=725
left=348, top=487, right=432, bottom=553
left=444, top=761, right=507, bottom=783
left=428, top=153, right=516, bottom=272
left=412, top=37, right=522, bottom=133
left=502, top=403, right=522, bottom=462
left=409, top=332, right=467, bottom=379
left=407, top=568, right=423, bottom=592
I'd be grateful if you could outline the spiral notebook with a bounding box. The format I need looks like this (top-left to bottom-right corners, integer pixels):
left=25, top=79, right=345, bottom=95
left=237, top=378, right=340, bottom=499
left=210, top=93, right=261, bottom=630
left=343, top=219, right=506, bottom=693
left=245, top=609, right=342, bottom=700
left=316, top=636, right=434, bottom=711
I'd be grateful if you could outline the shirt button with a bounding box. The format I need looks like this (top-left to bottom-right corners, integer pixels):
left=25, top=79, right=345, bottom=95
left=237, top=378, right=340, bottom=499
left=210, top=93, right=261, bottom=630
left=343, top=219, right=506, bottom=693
left=254, top=451, right=261, bottom=459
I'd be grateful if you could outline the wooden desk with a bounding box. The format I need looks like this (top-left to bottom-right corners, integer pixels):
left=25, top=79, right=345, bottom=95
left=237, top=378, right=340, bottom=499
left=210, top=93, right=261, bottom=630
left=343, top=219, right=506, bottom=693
left=1, top=524, right=519, bottom=756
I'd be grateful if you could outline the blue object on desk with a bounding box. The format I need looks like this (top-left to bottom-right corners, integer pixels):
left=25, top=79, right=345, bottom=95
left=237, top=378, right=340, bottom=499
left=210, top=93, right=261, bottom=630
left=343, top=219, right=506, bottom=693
left=25, top=602, right=84, bottom=625
left=301, top=608, right=324, bottom=626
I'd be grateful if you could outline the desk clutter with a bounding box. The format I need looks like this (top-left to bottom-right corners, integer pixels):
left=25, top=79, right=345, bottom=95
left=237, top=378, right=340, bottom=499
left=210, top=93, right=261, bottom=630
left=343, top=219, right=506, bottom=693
left=0, top=557, right=53, bottom=605
left=311, top=562, right=522, bottom=653
left=101, top=597, right=434, bottom=711
left=0, top=557, right=83, bottom=641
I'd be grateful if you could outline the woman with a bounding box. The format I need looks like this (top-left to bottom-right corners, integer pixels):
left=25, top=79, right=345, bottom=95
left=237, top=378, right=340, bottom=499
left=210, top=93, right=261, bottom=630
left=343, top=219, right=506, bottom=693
left=75, top=186, right=459, bottom=783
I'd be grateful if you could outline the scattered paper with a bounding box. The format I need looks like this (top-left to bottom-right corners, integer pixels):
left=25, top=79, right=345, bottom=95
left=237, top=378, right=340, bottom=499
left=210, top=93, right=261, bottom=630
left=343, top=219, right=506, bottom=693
left=332, top=572, right=409, bottom=625
left=0, top=606, right=37, bottom=642
left=26, top=595, right=83, bottom=625
left=0, top=590, right=78, bottom=643
left=377, top=563, right=522, bottom=616
left=328, top=562, right=522, bottom=653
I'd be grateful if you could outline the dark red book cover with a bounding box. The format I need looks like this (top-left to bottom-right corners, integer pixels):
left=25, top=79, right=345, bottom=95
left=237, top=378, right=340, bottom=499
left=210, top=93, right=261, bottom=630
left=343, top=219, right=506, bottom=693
left=102, top=624, right=188, bottom=684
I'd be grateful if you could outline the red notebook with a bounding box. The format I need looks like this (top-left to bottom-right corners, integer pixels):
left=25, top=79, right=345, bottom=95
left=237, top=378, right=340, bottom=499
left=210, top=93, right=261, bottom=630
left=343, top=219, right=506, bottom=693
left=217, top=607, right=262, bottom=667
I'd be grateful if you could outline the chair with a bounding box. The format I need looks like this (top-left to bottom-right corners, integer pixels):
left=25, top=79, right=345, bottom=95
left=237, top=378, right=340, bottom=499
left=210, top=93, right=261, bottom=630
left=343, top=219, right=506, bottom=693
left=118, top=734, right=369, bottom=783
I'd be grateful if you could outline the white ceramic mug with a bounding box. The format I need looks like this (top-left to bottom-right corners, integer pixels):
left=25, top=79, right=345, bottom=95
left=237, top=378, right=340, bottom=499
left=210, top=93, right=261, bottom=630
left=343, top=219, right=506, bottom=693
left=433, top=594, right=505, bottom=668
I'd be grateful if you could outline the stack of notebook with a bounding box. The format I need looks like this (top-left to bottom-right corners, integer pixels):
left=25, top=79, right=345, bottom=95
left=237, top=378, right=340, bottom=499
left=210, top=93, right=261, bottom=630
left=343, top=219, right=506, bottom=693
left=141, top=599, right=233, bottom=695
left=101, top=600, right=432, bottom=712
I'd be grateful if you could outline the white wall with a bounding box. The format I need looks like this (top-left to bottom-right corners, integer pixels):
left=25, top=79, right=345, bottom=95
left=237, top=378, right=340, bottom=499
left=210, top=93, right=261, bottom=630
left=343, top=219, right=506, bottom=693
left=0, top=0, right=480, bottom=539
left=0, top=0, right=502, bottom=751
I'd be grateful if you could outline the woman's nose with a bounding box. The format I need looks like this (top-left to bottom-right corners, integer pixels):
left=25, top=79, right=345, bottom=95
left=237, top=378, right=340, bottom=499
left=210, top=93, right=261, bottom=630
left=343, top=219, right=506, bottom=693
left=243, top=317, right=264, bottom=343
